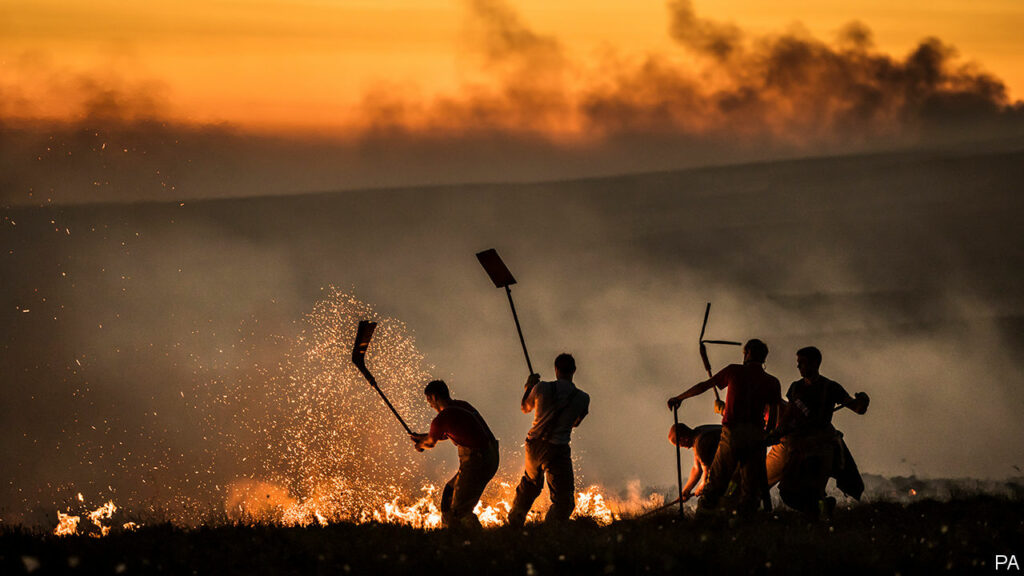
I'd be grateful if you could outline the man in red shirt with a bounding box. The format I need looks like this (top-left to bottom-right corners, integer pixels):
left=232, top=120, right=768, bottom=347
left=668, top=339, right=781, bottom=514
left=411, top=380, right=499, bottom=529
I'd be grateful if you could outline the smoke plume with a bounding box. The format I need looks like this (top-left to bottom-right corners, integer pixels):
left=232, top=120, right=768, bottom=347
left=1, top=0, right=1022, bottom=205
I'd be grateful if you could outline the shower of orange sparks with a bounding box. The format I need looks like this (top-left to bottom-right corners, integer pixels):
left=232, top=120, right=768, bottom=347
left=213, top=288, right=635, bottom=529
left=51, top=289, right=667, bottom=533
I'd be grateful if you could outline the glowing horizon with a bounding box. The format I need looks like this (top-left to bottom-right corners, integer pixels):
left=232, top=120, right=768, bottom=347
left=2, top=0, right=1022, bottom=134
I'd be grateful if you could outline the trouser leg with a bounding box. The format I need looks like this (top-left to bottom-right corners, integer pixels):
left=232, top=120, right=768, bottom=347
left=777, top=457, right=811, bottom=514
left=766, top=442, right=789, bottom=488
left=448, top=443, right=500, bottom=528
left=780, top=456, right=820, bottom=515
left=508, top=441, right=545, bottom=528
left=440, top=473, right=458, bottom=526
left=805, top=446, right=834, bottom=517
left=543, top=443, right=575, bottom=523
left=699, top=427, right=738, bottom=510
left=736, top=432, right=768, bottom=514
left=779, top=439, right=833, bottom=516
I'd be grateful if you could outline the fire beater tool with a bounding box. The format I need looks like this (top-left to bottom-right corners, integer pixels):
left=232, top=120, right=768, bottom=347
left=698, top=304, right=772, bottom=512
left=476, top=248, right=534, bottom=375
left=351, top=320, right=414, bottom=435
left=699, top=302, right=742, bottom=415
left=673, top=406, right=685, bottom=515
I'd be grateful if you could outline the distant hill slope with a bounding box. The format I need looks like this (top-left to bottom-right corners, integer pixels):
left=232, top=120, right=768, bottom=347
left=2, top=145, right=1023, bottom=523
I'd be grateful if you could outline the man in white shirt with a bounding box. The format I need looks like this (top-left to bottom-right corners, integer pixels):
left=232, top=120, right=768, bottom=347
left=506, top=353, right=591, bottom=527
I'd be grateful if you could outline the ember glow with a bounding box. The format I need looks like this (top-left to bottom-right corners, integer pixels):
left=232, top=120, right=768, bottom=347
left=51, top=289, right=643, bottom=533
left=210, top=288, right=625, bottom=528
left=224, top=480, right=619, bottom=529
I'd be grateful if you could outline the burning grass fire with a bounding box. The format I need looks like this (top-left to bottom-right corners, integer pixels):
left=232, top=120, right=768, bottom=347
left=51, top=288, right=649, bottom=533
left=54, top=497, right=138, bottom=537
left=223, top=479, right=621, bottom=529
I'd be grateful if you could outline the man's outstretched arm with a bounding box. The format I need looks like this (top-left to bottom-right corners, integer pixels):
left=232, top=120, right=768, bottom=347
left=667, top=379, right=716, bottom=410
left=844, top=391, right=869, bottom=414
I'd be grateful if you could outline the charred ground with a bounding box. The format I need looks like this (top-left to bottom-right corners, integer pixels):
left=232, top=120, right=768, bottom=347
left=3, top=495, right=1023, bottom=575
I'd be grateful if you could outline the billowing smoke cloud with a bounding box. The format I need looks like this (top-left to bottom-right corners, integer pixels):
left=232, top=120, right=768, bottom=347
left=2, top=0, right=1022, bottom=205
left=656, top=0, right=1017, bottom=145
left=362, top=0, right=1023, bottom=147
left=667, top=0, right=743, bottom=60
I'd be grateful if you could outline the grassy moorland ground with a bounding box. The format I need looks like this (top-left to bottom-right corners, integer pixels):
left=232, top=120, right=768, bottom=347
left=2, top=497, right=1023, bottom=575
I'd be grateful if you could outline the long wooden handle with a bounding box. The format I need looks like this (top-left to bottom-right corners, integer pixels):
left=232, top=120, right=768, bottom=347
left=506, top=286, right=534, bottom=375
left=673, top=407, right=684, bottom=515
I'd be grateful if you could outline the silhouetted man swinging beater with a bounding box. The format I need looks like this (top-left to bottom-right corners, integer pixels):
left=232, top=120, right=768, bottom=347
left=507, top=353, right=590, bottom=527
left=411, top=380, right=499, bottom=529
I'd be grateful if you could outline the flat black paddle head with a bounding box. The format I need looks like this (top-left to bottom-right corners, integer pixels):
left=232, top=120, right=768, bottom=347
left=699, top=302, right=711, bottom=341
left=351, top=320, right=377, bottom=379
left=703, top=339, right=743, bottom=346
left=700, top=341, right=712, bottom=375
left=476, top=249, right=517, bottom=288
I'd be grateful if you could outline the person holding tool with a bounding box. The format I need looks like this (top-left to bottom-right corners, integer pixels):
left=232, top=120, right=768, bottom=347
left=766, top=346, right=869, bottom=518
left=410, top=380, right=499, bottom=529
left=506, top=353, right=591, bottom=527
left=668, top=422, right=723, bottom=502
left=666, top=302, right=741, bottom=514
left=668, top=339, right=781, bottom=514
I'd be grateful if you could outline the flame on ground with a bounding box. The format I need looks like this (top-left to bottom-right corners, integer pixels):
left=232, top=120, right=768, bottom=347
left=54, top=511, right=80, bottom=536
left=54, top=499, right=132, bottom=537
left=225, top=479, right=619, bottom=529
left=52, top=290, right=662, bottom=533
left=88, top=501, right=117, bottom=537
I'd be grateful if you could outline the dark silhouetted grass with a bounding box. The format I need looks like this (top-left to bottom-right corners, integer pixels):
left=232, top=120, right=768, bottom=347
left=3, top=496, right=1022, bottom=575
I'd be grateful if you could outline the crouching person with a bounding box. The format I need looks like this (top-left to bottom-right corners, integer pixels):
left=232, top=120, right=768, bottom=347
left=668, top=422, right=723, bottom=501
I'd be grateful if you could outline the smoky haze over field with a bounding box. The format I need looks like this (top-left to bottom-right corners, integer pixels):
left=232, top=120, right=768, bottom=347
left=2, top=0, right=1024, bottom=205
left=2, top=146, right=1023, bottom=526
left=2, top=0, right=1024, bottom=528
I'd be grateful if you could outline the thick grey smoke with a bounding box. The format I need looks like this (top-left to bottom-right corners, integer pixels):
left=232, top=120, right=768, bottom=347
left=2, top=147, right=1022, bottom=526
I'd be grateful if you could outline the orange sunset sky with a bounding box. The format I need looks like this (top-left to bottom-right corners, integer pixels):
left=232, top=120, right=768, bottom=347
left=2, top=0, right=1022, bottom=134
